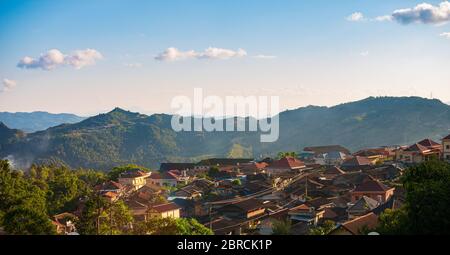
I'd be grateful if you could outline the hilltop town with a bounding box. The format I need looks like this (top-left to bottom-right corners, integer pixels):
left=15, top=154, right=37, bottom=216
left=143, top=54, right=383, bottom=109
left=20, top=132, right=446, bottom=235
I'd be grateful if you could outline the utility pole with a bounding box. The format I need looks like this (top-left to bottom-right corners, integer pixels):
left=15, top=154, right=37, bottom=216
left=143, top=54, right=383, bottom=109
left=305, top=176, right=308, bottom=200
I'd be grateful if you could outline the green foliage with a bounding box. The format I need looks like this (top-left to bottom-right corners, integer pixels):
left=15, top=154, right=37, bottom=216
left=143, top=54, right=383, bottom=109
left=76, top=195, right=133, bottom=235
left=309, top=220, right=336, bottom=235
left=208, top=166, right=220, bottom=178
left=107, top=164, right=150, bottom=181
left=231, top=179, right=242, bottom=186
left=377, top=160, right=450, bottom=235
left=277, top=151, right=298, bottom=159
left=2, top=207, right=56, bottom=235
left=271, top=219, right=292, bottom=235
left=0, top=160, right=51, bottom=234
left=134, top=217, right=212, bottom=235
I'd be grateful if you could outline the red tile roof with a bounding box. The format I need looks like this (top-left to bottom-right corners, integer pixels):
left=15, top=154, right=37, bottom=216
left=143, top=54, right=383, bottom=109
left=417, top=138, right=441, bottom=148
left=340, top=212, right=379, bottom=235
left=323, top=166, right=345, bottom=175
left=353, top=176, right=392, bottom=192
left=404, top=143, right=430, bottom=153
left=150, top=202, right=180, bottom=213
left=268, top=156, right=305, bottom=170
left=342, top=156, right=372, bottom=166
left=443, top=134, right=450, bottom=140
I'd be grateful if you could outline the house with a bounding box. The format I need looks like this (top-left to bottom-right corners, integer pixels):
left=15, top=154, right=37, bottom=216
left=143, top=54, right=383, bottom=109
left=303, top=145, right=351, bottom=156
left=258, top=208, right=290, bottom=235
left=219, top=198, right=266, bottom=219
left=442, top=134, right=450, bottom=161
left=321, top=166, right=346, bottom=180
left=314, top=151, right=347, bottom=166
left=364, top=165, right=403, bottom=181
left=288, top=203, right=324, bottom=226
left=118, top=169, right=149, bottom=191
left=266, top=156, right=306, bottom=174
left=347, top=196, right=380, bottom=219
left=147, top=202, right=181, bottom=219
left=329, top=212, right=379, bottom=235
left=147, top=171, right=178, bottom=187
left=239, top=162, right=268, bottom=174
left=353, top=148, right=389, bottom=164
left=397, top=138, right=442, bottom=163
left=351, top=176, right=395, bottom=203
left=95, top=180, right=125, bottom=201
left=340, top=156, right=373, bottom=171
left=322, top=207, right=348, bottom=223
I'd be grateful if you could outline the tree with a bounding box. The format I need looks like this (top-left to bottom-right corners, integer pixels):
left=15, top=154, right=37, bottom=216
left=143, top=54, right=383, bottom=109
left=272, top=219, right=292, bottom=235
left=2, top=207, right=55, bottom=235
left=134, top=217, right=213, bottom=235
left=377, top=160, right=450, bottom=235
left=208, top=166, right=220, bottom=178
left=376, top=208, right=409, bottom=235
left=309, top=220, right=336, bottom=235
left=277, top=152, right=297, bottom=159
left=76, top=195, right=133, bottom=235
left=107, top=164, right=150, bottom=181
left=231, top=179, right=242, bottom=186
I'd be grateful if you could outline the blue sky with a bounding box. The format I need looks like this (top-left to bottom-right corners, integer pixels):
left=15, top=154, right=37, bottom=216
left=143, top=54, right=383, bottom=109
left=1, top=0, right=450, bottom=115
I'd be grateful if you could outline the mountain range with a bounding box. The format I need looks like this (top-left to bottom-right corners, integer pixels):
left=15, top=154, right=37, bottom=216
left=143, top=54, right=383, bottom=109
left=1, top=96, right=450, bottom=170
left=0, top=111, right=85, bottom=133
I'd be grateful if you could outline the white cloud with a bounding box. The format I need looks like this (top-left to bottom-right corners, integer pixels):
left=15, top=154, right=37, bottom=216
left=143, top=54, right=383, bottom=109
left=374, top=15, right=393, bottom=22
left=155, top=47, right=247, bottom=61
left=360, top=51, right=369, bottom=57
left=253, top=54, right=277, bottom=59
left=17, top=48, right=103, bottom=70
left=1, top=79, right=17, bottom=92
left=124, top=63, right=143, bottom=68
left=347, top=12, right=365, bottom=22
left=390, top=1, right=450, bottom=25
left=440, top=32, right=450, bottom=38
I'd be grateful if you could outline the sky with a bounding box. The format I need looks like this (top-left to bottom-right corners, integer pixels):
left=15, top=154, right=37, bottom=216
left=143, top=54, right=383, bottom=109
left=1, top=0, right=450, bottom=116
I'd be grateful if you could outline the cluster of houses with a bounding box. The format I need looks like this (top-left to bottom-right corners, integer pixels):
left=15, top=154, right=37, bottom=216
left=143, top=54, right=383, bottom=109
left=54, top=133, right=450, bottom=235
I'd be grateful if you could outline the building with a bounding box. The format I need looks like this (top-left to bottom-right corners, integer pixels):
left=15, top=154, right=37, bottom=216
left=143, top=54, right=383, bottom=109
left=147, top=202, right=181, bottom=219
left=340, top=156, right=373, bottom=171
left=118, top=170, right=149, bottom=191
left=329, top=212, right=379, bottom=235
left=351, top=176, right=395, bottom=203
left=219, top=198, right=266, bottom=219
left=288, top=203, right=324, bottom=226
left=147, top=171, right=178, bottom=187
left=314, top=151, right=347, bottom=166
left=347, top=196, right=380, bottom=219
left=397, top=138, right=442, bottom=163
left=442, top=134, right=450, bottom=161
left=266, top=156, right=306, bottom=174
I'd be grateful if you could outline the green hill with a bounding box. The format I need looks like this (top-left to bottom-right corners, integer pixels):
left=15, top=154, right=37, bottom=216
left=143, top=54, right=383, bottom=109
left=1, top=96, right=450, bottom=170
left=0, top=111, right=85, bottom=132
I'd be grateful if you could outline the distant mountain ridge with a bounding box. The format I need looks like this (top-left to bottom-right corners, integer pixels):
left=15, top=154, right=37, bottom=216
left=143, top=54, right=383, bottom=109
left=1, top=96, right=450, bottom=170
left=0, top=111, right=85, bottom=132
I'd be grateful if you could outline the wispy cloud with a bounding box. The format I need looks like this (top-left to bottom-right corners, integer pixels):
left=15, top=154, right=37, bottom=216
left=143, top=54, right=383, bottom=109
left=440, top=32, right=450, bottom=38
left=17, top=49, right=103, bottom=70
left=360, top=51, right=369, bottom=57
left=155, top=47, right=247, bottom=61
left=390, top=1, right=450, bottom=25
left=347, top=12, right=365, bottom=22
left=253, top=54, right=277, bottom=59
left=1, top=79, right=17, bottom=92
left=124, top=63, right=143, bottom=68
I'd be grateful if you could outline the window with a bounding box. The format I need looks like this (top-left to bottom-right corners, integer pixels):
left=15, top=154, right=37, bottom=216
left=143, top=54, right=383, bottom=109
left=446, top=155, right=450, bottom=160
left=446, top=145, right=450, bottom=150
